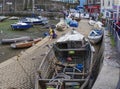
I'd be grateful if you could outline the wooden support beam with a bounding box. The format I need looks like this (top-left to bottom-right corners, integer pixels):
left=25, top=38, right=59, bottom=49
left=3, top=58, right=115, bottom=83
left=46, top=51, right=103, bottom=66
left=38, top=79, right=87, bottom=82
left=65, top=72, right=88, bottom=76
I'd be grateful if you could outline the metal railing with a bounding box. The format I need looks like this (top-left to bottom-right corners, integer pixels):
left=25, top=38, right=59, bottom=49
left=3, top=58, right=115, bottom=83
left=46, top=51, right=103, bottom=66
left=107, top=19, right=120, bottom=53
left=107, top=19, right=120, bottom=89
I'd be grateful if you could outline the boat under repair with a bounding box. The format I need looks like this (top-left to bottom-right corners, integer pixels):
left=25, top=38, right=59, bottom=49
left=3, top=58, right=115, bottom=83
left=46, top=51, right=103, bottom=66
left=35, top=30, right=95, bottom=89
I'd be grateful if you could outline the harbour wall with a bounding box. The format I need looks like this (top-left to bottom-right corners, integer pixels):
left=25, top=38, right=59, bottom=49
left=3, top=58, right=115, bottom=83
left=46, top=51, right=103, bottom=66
left=0, top=37, right=50, bottom=89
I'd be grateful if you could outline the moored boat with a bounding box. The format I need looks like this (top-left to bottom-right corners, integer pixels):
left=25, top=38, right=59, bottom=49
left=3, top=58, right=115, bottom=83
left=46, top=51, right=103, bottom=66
left=11, top=22, right=33, bottom=30
left=1, top=36, right=32, bottom=44
left=88, top=29, right=103, bottom=44
left=10, top=38, right=42, bottom=48
left=88, top=20, right=96, bottom=26
left=20, top=17, right=43, bottom=25
left=0, top=16, right=7, bottom=22
left=35, top=30, right=95, bottom=89
left=9, top=16, right=19, bottom=20
left=81, top=13, right=90, bottom=19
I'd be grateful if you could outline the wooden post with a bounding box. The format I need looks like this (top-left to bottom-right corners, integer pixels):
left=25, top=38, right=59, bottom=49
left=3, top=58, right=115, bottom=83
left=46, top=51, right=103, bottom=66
left=32, top=0, right=35, bottom=13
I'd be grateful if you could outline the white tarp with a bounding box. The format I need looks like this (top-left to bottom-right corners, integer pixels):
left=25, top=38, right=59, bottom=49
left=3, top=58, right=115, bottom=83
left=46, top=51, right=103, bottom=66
left=57, top=30, right=84, bottom=42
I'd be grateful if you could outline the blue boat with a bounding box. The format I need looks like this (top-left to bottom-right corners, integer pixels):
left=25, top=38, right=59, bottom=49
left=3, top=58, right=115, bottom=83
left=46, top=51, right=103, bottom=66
left=11, top=22, right=33, bottom=30
left=88, top=29, right=103, bottom=44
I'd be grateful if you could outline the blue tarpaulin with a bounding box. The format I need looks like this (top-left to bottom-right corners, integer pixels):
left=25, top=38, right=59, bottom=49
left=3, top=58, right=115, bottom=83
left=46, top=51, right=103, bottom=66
left=69, top=20, right=78, bottom=27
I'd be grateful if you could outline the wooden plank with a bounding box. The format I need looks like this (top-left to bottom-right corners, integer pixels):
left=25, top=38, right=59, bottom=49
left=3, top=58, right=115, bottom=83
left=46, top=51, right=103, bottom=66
left=65, top=72, right=88, bottom=76
left=39, top=79, right=87, bottom=82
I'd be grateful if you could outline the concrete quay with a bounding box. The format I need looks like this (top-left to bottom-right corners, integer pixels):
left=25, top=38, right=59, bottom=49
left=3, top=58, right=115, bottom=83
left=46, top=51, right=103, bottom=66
left=92, top=29, right=120, bottom=89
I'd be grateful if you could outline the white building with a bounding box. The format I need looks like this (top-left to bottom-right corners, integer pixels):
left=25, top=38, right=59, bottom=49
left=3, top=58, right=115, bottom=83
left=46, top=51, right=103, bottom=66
left=101, top=0, right=113, bottom=18
left=113, top=0, right=120, bottom=21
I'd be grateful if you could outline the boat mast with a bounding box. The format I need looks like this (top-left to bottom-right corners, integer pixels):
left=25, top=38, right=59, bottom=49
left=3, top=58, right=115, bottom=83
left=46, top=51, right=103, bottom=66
left=32, top=0, right=35, bottom=13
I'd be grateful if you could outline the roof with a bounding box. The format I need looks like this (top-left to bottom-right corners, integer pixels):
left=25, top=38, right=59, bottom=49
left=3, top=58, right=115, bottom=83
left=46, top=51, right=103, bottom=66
left=51, top=0, right=78, bottom=3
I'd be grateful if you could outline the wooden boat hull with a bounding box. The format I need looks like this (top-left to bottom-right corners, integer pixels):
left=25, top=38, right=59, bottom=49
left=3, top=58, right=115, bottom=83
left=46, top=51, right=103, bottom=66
left=35, top=31, right=94, bottom=89
left=74, top=17, right=81, bottom=22
left=10, top=38, right=42, bottom=48
left=1, top=36, right=32, bottom=44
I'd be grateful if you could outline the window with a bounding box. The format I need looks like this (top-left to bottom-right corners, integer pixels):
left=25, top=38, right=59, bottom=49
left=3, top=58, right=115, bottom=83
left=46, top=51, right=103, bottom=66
left=108, top=1, right=110, bottom=6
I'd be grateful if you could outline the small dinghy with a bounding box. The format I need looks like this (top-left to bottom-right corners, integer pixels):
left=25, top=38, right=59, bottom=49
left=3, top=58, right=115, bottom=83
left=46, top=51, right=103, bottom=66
left=11, top=22, right=33, bottom=30
left=0, top=16, right=7, bottom=22
left=1, top=36, right=32, bottom=44
left=88, top=20, right=96, bottom=26
left=10, top=38, right=42, bottom=49
left=9, top=16, right=19, bottom=20
left=88, top=29, right=103, bottom=44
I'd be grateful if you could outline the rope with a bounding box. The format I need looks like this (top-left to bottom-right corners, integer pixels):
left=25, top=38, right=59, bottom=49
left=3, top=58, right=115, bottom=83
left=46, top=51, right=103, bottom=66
left=16, top=55, right=34, bottom=88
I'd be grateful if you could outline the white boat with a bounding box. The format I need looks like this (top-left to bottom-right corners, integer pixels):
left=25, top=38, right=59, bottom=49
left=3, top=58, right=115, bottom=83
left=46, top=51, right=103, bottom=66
left=94, top=21, right=103, bottom=29
left=9, top=16, right=19, bottom=20
left=89, top=20, right=103, bottom=29
left=81, top=13, right=90, bottom=19
left=88, top=29, right=103, bottom=44
left=88, top=20, right=96, bottom=26
left=35, top=30, right=95, bottom=89
left=0, top=16, right=7, bottom=21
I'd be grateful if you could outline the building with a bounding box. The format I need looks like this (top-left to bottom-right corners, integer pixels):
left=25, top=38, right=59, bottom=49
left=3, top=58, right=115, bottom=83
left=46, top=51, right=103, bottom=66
left=84, top=0, right=100, bottom=14
left=101, top=0, right=120, bottom=21
left=112, top=0, right=120, bottom=21
left=100, top=0, right=114, bottom=18
left=51, top=0, right=79, bottom=9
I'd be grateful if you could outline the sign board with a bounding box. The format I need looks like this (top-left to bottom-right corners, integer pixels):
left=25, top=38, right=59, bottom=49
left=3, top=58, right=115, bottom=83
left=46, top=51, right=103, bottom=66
left=6, top=2, right=12, bottom=5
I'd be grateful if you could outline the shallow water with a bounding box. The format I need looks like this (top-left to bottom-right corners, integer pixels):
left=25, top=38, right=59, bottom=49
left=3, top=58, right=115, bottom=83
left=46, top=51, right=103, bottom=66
left=0, top=19, right=58, bottom=63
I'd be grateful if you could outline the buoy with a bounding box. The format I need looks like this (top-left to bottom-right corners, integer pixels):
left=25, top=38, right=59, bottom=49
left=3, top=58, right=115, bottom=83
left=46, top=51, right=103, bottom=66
left=67, top=57, right=72, bottom=62
left=44, top=32, right=49, bottom=37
